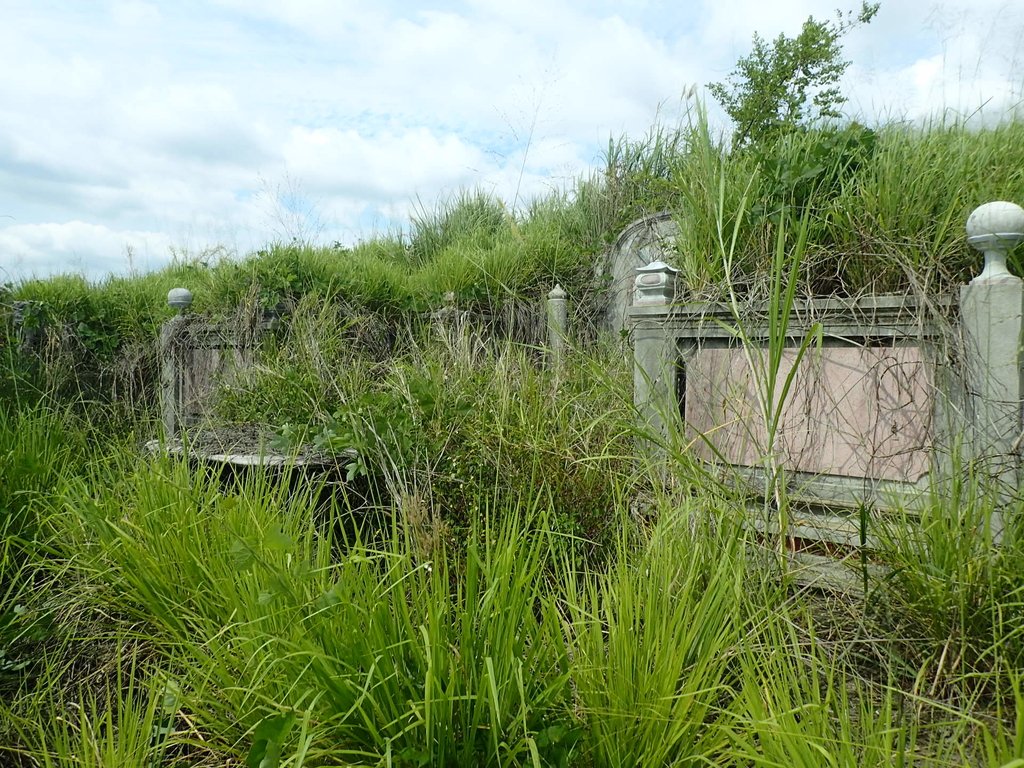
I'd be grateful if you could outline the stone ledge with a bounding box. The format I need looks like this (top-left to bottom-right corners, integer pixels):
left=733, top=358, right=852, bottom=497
left=144, top=439, right=356, bottom=468
left=143, top=423, right=357, bottom=470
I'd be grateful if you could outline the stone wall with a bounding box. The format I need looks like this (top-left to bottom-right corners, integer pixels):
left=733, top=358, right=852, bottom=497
left=626, top=201, right=1024, bottom=534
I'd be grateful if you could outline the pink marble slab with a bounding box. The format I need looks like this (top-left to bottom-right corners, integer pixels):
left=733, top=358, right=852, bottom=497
left=685, top=346, right=933, bottom=482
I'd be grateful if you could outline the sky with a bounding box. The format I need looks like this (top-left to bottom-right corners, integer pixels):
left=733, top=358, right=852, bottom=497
left=1, top=0, right=1022, bottom=282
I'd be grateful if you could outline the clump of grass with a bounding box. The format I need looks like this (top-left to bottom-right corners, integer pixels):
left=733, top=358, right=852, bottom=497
left=408, top=188, right=513, bottom=269
left=563, top=503, right=752, bottom=766
left=723, top=609, right=931, bottom=767
left=12, top=651, right=177, bottom=768
left=0, top=403, right=95, bottom=750
left=872, top=464, right=1024, bottom=691
left=41, top=448, right=584, bottom=763
left=217, top=301, right=638, bottom=552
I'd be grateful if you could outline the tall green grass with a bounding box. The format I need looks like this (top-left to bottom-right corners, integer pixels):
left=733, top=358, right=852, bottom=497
left=0, top=403, right=93, bottom=752
left=13, top=651, right=177, bottom=768
left=563, top=506, right=752, bottom=766
left=2, top=364, right=1024, bottom=765
left=872, top=465, right=1024, bottom=691
left=16, top=444, right=738, bottom=765
left=218, top=314, right=638, bottom=551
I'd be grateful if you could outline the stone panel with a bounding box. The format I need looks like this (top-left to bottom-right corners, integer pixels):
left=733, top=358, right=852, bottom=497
left=684, top=345, right=934, bottom=483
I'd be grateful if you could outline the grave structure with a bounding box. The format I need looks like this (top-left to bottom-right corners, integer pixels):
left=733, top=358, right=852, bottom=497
left=602, top=211, right=680, bottom=336
left=153, top=289, right=326, bottom=469
left=627, top=201, right=1024, bottom=560
left=154, top=286, right=571, bottom=470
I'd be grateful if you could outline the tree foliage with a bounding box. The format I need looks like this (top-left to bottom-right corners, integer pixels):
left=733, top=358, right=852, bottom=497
left=709, top=2, right=880, bottom=149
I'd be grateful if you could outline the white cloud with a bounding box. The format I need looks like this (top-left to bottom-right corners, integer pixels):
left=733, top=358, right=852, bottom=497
left=0, top=0, right=1021, bottom=281
left=109, top=0, right=162, bottom=28
left=283, top=127, right=489, bottom=197
left=115, top=82, right=275, bottom=166
left=0, top=221, right=179, bottom=282
left=697, top=0, right=821, bottom=56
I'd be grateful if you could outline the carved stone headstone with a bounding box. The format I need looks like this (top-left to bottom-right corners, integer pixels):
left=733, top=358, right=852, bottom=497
left=602, top=212, right=680, bottom=335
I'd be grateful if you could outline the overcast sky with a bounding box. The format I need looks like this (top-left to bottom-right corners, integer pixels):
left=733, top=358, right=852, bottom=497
left=2, top=0, right=1021, bottom=282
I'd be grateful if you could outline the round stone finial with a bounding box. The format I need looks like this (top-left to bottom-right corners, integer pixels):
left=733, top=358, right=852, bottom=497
left=967, top=201, right=1024, bottom=242
left=167, top=287, right=193, bottom=312
left=966, top=201, right=1024, bottom=283
left=548, top=284, right=566, bottom=301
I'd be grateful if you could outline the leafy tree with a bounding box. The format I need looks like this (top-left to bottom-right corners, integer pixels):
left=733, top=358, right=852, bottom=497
left=709, top=2, right=879, bottom=149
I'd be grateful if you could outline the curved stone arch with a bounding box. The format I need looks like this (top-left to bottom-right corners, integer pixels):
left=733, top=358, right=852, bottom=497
left=602, top=211, right=680, bottom=336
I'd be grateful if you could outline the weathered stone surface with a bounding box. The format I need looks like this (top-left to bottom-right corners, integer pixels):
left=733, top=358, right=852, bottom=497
left=546, top=284, right=567, bottom=369
left=602, top=212, right=679, bottom=335
left=628, top=292, right=957, bottom=508
left=685, top=345, right=934, bottom=483
left=145, top=423, right=355, bottom=468
left=160, top=315, right=270, bottom=436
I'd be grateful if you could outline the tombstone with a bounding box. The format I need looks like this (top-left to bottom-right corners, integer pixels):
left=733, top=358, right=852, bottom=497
left=601, top=211, right=679, bottom=336
left=159, top=288, right=261, bottom=437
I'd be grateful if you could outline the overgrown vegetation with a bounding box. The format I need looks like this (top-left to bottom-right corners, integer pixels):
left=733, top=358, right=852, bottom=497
left=3, top=342, right=1024, bottom=765
left=5, top=111, right=1023, bottom=412
left=708, top=2, right=880, bottom=148
left=2, top=93, right=1024, bottom=764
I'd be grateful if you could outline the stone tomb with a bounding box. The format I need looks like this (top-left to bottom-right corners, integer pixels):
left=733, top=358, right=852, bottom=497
left=626, top=201, right=1024, bottom=585
left=631, top=295, right=955, bottom=514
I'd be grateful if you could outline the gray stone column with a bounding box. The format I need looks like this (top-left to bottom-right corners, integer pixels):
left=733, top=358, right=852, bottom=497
left=160, top=288, right=193, bottom=437
left=628, top=261, right=679, bottom=445
left=546, top=284, right=567, bottom=369
left=431, top=291, right=457, bottom=332
left=961, top=202, right=1024, bottom=537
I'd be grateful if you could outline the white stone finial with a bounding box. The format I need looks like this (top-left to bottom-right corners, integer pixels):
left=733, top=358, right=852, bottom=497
left=633, top=260, right=678, bottom=306
left=966, top=201, right=1024, bottom=283
left=167, top=287, right=193, bottom=313
left=547, top=284, right=566, bottom=301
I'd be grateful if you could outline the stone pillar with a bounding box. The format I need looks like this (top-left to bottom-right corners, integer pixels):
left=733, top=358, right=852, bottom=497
left=961, top=201, right=1024, bottom=538
left=546, top=284, right=567, bottom=369
left=11, top=301, right=44, bottom=354
left=629, top=260, right=679, bottom=443
left=431, top=291, right=459, bottom=342
left=160, top=288, right=193, bottom=437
